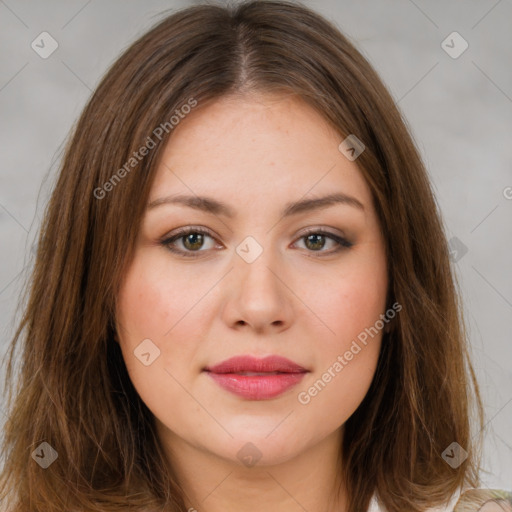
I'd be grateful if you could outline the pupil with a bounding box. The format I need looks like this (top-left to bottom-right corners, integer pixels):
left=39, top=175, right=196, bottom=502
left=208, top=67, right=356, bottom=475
left=306, top=234, right=324, bottom=250
left=184, top=233, right=203, bottom=250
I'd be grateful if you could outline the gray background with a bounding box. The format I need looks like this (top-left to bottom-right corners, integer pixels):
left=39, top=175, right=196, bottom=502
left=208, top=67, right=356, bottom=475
left=0, top=0, right=511, bottom=491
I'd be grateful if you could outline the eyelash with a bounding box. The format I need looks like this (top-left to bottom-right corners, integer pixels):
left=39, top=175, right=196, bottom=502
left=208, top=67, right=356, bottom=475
left=160, top=226, right=353, bottom=258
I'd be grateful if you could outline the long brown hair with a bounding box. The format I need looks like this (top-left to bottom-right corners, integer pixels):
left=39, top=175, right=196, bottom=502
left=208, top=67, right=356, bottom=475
left=0, top=1, right=484, bottom=511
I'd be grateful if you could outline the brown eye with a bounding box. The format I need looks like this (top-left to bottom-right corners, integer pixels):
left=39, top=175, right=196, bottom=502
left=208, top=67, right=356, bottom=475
left=304, top=233, right=327, bottom=251
left=161, top=228, right=219, bottom=258
left=294, top=229, right=353, bottom=255
left=182, top=232, right=206, bottom=251
left=161, top=227, right=353, bottom=259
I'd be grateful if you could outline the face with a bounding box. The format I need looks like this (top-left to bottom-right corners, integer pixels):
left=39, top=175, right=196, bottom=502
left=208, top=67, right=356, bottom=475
left=115, top=92, right=388, bottom=468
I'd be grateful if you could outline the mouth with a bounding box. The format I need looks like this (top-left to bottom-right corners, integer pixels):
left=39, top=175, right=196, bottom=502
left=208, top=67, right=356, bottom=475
left=226, top=371, right=284, bottom=376
left=203, top=354, right=308, bottom=374
left=203, top=355, right=309, bottom=400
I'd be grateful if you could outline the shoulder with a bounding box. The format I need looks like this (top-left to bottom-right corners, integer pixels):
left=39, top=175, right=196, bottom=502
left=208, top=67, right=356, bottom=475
left=453, top=489, right=512, bottom=512
left=368, top=488, right=512, bottom=512
left=368, top=487, right=459, bottom=512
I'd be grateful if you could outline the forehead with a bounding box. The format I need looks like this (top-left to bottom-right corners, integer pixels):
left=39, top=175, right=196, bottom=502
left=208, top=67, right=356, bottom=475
left=149, top=92, right=373, bottom=214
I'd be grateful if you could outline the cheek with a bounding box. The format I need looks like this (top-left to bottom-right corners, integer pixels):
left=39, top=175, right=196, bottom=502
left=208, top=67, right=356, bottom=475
left=293, top=249, right=387, bottom=418
left=115, top=249, right=223, bottom=384
left=307, top=256, right=388, bottom=348
left=330, top=274, right=386, bottom=337
left=296, top=273, right=385, bottom=427
left=116, top=250, right=206, bottom=343
left=115, top=253, right=203, bottom=420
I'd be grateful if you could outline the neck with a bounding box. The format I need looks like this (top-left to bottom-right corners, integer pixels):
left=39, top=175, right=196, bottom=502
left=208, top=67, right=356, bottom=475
left=157, top=423, right=348, bottom=512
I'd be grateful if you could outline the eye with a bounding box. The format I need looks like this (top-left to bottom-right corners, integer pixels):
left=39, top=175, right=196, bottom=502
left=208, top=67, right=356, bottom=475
left=292, top=228, right=353, bottom=255
left=160, top=227, right=220, bottom=258
left=160, top=227, right=353, bottom=258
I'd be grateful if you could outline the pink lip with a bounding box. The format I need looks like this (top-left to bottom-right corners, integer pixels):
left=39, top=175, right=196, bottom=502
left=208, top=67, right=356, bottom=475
left=203, top=355, right=309, bottom=400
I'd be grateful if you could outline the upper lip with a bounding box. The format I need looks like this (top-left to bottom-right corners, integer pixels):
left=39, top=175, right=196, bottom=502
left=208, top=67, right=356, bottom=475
left=204, top=355, right=308, bottom=374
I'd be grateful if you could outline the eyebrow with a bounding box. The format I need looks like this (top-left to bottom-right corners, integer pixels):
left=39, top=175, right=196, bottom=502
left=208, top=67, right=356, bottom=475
left=146, top=192, right=365, bottom=218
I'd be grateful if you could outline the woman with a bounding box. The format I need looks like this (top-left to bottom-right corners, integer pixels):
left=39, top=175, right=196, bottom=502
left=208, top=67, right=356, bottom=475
left=1, top=1, right=506, bottom=511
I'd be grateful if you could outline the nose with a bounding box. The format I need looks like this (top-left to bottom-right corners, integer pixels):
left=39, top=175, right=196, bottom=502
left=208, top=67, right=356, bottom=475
left=221, top=246, right=294, bottom=335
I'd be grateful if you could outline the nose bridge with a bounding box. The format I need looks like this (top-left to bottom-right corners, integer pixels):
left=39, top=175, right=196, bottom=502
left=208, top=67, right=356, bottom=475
left=222, top=233, right=292, bottom=331
left=235, top=233, right=282, bottom=292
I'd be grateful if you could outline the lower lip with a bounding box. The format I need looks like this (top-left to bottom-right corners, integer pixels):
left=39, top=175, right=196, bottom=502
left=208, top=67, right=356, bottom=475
left=205, top=372, right=307, bottom=400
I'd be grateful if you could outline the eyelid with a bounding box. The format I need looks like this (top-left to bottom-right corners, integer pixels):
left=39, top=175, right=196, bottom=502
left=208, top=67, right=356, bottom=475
left=296, top=226, right=350, bottom=242
left=162, top=225, right=216, bottom=240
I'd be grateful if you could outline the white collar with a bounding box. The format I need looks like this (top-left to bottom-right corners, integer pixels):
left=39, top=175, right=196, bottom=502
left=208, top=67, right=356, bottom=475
left=367, top=488, right=462, bottom=511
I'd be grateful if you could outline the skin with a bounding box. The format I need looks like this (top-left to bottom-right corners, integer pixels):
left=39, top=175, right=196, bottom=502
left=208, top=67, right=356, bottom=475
left=116, top=92, right=389, bottom=512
